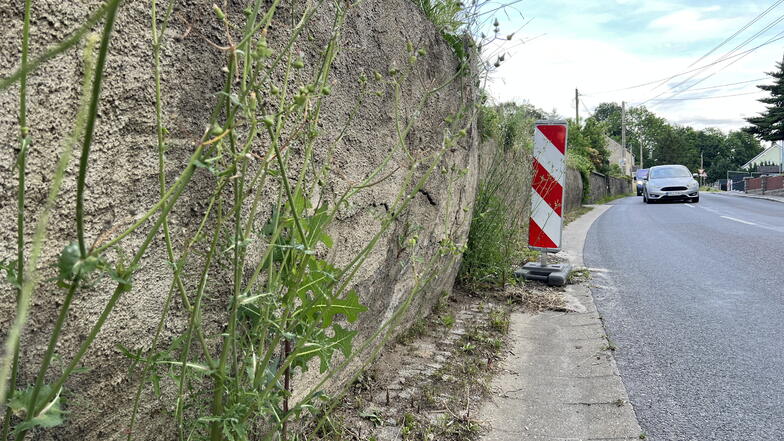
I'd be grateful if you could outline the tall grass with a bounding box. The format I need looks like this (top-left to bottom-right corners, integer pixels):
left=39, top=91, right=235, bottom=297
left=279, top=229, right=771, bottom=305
left=458, top=104, right=540, bottom=290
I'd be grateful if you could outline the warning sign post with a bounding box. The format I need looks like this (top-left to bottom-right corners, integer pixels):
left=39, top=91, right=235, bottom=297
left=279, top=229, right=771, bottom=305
left=515, top=120, right=572, bottom=286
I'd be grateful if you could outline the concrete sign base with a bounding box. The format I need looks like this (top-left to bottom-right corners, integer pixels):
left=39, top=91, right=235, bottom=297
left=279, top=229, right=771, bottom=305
left=515, top=262, right=572, bottom=287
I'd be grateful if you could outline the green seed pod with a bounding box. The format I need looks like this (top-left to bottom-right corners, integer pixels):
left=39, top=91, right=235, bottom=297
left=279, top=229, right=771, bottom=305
left=408, top=55, right=417, bottom=65
left=210, top=123, right=223, bottom=137
left=406, top=40, right=414, bottom=53
left=321, top=86, right=331, bottom=96
left=417, top=48, right=427, bottom=56
left=292, top=58, right=305, bottom=69
left=307, top=84, right=316, bottom=93
left=358, top=73, right=367, bottom=84
left=271, top=85, right=280, bottom=95
left=254, top=37, right=273, bottom=59
left=248, top=92, right=257, bottom=112
left=458, top=129, right=467, bottom=138
left=294, top=94, right=307, bottom=106
left=213, top=4, right=225, bottom=20
left=262, top=115, right=275, bottom=128
left=374, top=71, right=383, bottom=81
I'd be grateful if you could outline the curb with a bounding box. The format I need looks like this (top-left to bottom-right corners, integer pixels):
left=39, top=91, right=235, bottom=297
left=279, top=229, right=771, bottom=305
left=720, top=191, right=784, bottom=204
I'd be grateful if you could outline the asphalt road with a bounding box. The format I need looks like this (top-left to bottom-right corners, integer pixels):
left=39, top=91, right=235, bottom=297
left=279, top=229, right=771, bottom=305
left=584, top=193, right=784, bottom=441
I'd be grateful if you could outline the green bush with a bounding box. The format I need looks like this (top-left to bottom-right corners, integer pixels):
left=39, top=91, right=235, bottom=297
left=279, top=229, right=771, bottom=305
left=459, top=104, right=540, bottom=290
left=567, top=151, right=593, bottom=203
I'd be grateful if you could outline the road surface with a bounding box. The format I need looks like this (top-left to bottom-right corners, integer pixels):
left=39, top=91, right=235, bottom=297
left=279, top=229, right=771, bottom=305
left=584, top=193, right=784, bottom=441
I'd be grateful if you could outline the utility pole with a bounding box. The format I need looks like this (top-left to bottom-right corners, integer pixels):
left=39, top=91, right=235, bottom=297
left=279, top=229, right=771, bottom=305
left=779, top=140, right=784, bottom=173
left=575, top=88, right=579, bottom=126
left=640, top=141, right=643, bottom=170
left=700, top=151, right=704, bottom=187
left=621, top=101, right=627, bottom=173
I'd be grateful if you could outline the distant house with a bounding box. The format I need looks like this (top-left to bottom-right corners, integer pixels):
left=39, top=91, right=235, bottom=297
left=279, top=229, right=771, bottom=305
left=742, top=143, right=782, bottom=171
left=605, top=136, right=635, bottom=176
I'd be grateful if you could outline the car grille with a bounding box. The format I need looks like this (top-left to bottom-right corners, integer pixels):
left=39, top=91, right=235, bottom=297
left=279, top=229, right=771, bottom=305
left=661, top=186, right=687, bottom=191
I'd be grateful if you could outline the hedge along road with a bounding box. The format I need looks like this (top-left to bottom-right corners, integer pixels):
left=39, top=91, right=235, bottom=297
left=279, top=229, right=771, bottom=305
left=583, top=193, right=784, bottom=441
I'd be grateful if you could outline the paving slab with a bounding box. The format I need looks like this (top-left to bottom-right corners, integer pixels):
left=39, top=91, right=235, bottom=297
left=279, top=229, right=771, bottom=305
left=479, top=205, right=643, bottom=441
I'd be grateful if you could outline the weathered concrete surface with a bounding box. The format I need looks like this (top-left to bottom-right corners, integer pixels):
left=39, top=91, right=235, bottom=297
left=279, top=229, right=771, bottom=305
left=586, top=172, right=630, bottom=204
left=479, top=205, right=643, bottom=440
left=0, top=1, right=477, bottom=439
left=564, top=166, right=584, bottom=214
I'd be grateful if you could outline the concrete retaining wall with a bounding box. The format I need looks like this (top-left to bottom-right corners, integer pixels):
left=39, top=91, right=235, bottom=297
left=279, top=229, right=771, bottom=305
left=0, top=1, right=478, bottom=438
left=564, top=167, right=584, bottom=213
left=583, top=172, right=630, bottom=204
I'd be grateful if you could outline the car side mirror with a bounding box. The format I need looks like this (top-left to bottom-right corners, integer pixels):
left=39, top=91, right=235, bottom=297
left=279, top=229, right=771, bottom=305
left=692, top=173, right=698, bottom=177
left=643, top=177, right=648, bottom=181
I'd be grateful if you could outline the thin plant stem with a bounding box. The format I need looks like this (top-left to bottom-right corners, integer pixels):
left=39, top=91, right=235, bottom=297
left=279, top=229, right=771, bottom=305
left=75, top=0, right=122, bottom=258
left=0, top=33, right=99, bottom=421
left=1, top=0, right=33, bottom=436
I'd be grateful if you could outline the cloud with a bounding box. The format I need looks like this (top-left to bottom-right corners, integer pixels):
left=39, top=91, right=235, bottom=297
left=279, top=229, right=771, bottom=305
left=647, top=8, right=744, bottom=43
left=482, top=0, right=781, bottom=132
left=484, top=32, right=778, bottom=132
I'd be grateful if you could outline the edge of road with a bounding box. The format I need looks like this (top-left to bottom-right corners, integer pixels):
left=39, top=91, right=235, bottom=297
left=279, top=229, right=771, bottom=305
left=479, top=201, right=645, bottom=441
left=718, top=190, right=784, bottom=204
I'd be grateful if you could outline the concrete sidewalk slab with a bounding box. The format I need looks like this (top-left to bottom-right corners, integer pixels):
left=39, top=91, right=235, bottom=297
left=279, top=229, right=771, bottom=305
left=478, top=204, right=643, bottom=441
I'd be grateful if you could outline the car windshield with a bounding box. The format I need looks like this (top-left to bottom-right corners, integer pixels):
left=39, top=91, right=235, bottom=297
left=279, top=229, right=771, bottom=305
left=635, top=170, right=648, bottom=179
left=650, top=166, right=691, bottom=179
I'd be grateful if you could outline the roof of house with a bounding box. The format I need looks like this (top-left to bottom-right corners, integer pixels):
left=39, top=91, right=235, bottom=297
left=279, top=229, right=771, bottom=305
left=742, top=144, right=782, bottom=169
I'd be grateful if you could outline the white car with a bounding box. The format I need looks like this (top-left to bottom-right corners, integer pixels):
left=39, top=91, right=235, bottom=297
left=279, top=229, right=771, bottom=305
left=643, top=165, right=700, bottom=204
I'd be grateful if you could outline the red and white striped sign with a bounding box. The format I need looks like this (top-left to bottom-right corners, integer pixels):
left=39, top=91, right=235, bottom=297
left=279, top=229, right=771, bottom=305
left=529, top=121, right=568, bottom=251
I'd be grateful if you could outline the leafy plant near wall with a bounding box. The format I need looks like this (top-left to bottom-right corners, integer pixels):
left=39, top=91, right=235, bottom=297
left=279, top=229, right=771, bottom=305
left=410, top=0, right=526, bottom=67
left=459, top=103, right=540, bottom=290
left=0, top=1, right=476, bottom=440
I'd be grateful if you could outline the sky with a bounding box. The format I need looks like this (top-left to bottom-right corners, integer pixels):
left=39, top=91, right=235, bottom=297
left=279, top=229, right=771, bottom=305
left=483, top=0, right=784, bottom=132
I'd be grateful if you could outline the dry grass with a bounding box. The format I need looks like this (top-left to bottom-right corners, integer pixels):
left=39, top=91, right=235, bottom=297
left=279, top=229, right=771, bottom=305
left=502, top=284, right=569, bottom=313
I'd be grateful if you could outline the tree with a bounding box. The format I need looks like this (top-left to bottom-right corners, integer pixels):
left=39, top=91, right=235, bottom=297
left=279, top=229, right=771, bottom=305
left=592, top=102, right=623, bottom=142
left=744, top=55, right=784, bottom=142
left=726, top=130, right=763, bottom=166
left=568, top=118, right=610, bottom=173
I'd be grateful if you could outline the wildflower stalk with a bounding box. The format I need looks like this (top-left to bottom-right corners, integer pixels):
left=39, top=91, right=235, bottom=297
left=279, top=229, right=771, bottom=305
left=1, top=0, right=33, bottom=436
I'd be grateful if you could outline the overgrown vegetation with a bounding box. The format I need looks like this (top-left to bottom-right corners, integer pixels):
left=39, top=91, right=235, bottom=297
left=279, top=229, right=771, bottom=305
left=0, top=1, right=475, bottom=440
left=458, top=103, right=541, bottom=290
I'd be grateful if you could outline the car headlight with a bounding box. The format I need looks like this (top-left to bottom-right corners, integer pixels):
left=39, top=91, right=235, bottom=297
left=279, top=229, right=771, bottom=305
left=636, top=180, right=643, bottom=185
left=689, top=181, right=699, bottom=189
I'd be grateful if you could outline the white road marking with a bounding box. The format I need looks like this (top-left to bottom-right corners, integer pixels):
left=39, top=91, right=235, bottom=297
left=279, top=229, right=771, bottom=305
left=684, top=204, right=695, bottom=208
left=720, top=215, right=756, bottom=226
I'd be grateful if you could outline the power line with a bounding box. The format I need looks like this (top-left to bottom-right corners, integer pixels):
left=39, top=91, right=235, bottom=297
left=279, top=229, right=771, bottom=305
left=686, top=0, right=784, bottom=68
left=643, top=91, right=763, bottom=102
left=684, top=77, right=769, bottom=92
left=640, top=29, right=784, bottom=105
left=645, top=0, right=784, bottom=92
left=586, top=30, right=784, bottom=95
left=658, top=14, right=784, bottom=95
